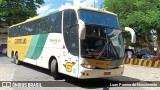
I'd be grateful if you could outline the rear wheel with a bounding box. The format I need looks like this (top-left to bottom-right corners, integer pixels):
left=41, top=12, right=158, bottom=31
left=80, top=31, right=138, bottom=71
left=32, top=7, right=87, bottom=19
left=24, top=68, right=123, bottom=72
left=11, top=52, right=15, bottom=63
left=50, top=59, right=60, bottom=79
left=13, top=53, right=22, bottom=65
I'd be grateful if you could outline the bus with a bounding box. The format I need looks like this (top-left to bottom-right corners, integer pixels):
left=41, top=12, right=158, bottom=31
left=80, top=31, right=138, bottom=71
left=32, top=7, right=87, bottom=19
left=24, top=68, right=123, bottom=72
left=7, top=6, right=136, bottom=79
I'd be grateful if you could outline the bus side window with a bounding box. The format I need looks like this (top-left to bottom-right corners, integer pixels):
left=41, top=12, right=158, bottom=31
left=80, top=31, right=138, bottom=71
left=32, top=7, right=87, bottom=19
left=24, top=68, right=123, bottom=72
left=27, top=23, right=30, bottom=35
left=49, top=13, right=57, bottom=33
left=14, top=27, right=17, bottom=37
left=43, top=17, right=49, bottom=33
left=63, top=9, right=78, bottom=56
left=22, top=25, right=26, bottom=36
left=17, top=25, right=21, bottom=36
left=63, top=11, right=70, bottom=30
left=48, top=16, right=53, bottom=32
left=9, top=28, right=12, bottom=37
left=25, top=23, right=29, bottom=35
left=38, top=19, right=43, bottom=34
left=69, top=10, right=78, bottom=49
left=54, top=12, right=62, bottom=33
left=30, top=22, right=35, bottom=35
left=34, top=20, right=39, bottom=34
left=63, top=10, right=71, bottom=48
left=38, top=19, right=42, bottom=33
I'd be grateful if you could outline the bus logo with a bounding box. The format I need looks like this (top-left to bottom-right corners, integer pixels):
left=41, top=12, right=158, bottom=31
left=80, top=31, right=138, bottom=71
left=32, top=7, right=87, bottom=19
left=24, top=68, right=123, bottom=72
left=65, top=62, right=75, bottom=72
left=14, top=38, right=27, bottom=44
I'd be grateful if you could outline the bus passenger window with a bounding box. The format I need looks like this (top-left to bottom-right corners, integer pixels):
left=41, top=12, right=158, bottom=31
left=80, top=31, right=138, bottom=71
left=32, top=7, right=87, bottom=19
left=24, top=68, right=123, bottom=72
left=63, top=10, right=78, bottom=56
left=56, top=12, right=62, bottom=33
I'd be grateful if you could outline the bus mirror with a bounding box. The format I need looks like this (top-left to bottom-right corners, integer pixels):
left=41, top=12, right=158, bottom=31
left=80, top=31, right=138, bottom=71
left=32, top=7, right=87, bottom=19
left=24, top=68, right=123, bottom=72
left=124, top=27, right=136, bottom=43
left=78, top=19, right=86, bottom=39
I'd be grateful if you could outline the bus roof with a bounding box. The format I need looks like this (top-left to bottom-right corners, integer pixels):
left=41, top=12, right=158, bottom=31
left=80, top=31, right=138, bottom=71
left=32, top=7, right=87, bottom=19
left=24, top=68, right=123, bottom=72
left=9, top=6, right=117, bottom=28
left=61, top=6, right=117, bottom=16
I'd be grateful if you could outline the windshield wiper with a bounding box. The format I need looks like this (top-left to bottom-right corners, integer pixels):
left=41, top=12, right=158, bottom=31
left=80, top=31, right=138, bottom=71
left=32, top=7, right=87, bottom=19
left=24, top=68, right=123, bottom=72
left=96, top=33, right=119, bottom=59
left=96, top=42, right=108, bottom=59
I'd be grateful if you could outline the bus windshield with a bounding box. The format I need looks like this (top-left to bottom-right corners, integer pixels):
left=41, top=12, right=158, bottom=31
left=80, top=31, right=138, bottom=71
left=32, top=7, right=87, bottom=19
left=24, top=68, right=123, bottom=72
left=79, top=10, right=124, bottom=60
left=79, top=9, right=120, bottom=28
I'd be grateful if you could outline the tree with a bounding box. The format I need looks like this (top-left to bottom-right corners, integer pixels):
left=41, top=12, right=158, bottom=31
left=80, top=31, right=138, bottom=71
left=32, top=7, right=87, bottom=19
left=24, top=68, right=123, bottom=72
left=102, top=0, right=160, bottom=54
left=0, top=0, right=44, bottom=27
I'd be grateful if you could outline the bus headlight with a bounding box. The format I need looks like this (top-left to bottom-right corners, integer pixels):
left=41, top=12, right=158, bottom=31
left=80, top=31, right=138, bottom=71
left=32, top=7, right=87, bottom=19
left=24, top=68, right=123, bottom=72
left=81, top=64, right=96, bottom=69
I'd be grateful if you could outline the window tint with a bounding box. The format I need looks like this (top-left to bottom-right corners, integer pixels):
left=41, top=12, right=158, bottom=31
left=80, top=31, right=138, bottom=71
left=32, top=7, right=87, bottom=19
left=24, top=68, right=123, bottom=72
left=63, top=9, right=78, bottom=56
left=8, top=12, right=62, bottom=37
left=69, top=25, right=79, bottom=56
left=79, top=10, right=120, bottom=28
left=63, top=10, right=77, bottom=30
left=49, top=13, right=58, bottom=32
left=63, top=11, right=70, bottom=30
left=54, top=12, right=62, bottom=33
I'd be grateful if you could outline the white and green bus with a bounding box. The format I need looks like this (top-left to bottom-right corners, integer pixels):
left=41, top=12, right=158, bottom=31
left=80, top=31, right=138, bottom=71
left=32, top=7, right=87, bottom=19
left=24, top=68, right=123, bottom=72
left=7, top=6, right=136, bottom=79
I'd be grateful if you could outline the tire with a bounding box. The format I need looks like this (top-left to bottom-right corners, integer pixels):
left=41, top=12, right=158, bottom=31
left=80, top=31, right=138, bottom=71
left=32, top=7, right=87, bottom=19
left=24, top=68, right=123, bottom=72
left=11, top=52, right=15, bottom=64
left=14, top=53, right=22, bottom=65
left=50, top=59, right=60, bottom=79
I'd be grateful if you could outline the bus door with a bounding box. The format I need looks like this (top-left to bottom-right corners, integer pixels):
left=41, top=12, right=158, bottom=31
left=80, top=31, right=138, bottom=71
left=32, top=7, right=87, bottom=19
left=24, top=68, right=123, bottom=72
left=61, top=9, right=79, bottom=77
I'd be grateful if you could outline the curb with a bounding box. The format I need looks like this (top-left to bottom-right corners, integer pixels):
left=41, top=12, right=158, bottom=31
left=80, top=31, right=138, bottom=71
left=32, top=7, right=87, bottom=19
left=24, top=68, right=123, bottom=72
left=124, top=58, right=160, bottom=68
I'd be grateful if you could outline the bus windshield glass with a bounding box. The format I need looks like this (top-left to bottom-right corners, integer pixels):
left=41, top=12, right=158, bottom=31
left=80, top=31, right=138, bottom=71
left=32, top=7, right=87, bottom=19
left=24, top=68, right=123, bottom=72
left=79, top=9, right=119, bottom=28
left=79, top=10, right=124, bottom=60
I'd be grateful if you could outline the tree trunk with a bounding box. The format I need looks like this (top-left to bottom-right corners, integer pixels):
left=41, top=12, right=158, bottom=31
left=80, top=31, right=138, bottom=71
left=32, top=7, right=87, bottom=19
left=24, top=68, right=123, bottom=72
left=156, top=30, right=160, bottom=56
left=145, top=34, right=154, bottom=54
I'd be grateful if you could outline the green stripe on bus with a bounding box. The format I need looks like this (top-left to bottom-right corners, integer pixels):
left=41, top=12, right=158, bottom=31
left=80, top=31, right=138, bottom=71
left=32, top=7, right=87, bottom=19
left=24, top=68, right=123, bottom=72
left=26, top=35, right=40, bottom=58
left=26, top=34, right=48, bottom=60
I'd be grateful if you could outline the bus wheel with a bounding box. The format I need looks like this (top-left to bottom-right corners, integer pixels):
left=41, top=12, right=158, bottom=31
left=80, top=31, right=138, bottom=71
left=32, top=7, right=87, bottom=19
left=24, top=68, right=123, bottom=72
left=14, top=53, right=21, bottom=65
left=11, top=52, right=15, bottom=63
left=50, top=59, right=60, bottom=79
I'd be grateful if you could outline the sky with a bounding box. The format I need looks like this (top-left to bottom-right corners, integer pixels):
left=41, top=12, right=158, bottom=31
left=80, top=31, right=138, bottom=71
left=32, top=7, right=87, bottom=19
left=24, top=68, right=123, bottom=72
left=37, top=0, right=104, bottom=14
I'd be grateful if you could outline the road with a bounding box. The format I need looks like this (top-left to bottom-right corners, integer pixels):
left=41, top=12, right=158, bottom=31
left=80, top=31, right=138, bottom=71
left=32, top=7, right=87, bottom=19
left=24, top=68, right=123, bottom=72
left=0, top=55, right=160, bottom=90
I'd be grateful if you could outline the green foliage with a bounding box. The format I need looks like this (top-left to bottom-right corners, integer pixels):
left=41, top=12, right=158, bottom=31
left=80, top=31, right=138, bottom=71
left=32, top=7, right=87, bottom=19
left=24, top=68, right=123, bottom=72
left=0, top=0, right=44, bottom=27
left=102, top=0, right=160, bottom=48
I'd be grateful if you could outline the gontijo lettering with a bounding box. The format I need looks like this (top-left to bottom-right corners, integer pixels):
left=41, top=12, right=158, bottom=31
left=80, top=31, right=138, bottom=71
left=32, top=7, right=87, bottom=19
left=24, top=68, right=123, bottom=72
left=14, top=38, right=27, bottom=44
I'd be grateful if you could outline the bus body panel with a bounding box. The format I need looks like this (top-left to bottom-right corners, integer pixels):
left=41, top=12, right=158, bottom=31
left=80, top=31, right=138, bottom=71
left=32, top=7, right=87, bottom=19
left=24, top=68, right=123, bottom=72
left=78, top=58, right=124, bottom=79
left=7, top=36, right=32, bottom=60
left=36, top=33, right=62, bottom=69
left=78, top=67, right=124, bottom=79
left=59, top=31, right=79, bottom=78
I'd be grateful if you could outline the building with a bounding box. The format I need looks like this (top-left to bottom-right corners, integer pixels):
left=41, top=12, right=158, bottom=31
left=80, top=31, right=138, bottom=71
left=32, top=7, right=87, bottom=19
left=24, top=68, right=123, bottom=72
left=0, top=28, right=7, bottom=51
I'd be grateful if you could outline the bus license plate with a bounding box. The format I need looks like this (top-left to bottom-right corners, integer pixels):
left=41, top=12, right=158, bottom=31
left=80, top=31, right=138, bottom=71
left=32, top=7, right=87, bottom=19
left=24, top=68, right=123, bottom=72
left=104, top=72, right=111, bottom=75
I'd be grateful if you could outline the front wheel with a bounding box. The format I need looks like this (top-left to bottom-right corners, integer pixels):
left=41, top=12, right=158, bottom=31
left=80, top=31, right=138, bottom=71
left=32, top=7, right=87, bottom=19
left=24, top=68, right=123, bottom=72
left=50, top=59, right=60, bottom=79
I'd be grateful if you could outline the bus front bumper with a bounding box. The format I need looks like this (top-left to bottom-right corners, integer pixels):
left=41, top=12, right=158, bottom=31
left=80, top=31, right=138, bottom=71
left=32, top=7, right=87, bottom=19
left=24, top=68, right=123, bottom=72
left=78, top=66, right=124, bottom=79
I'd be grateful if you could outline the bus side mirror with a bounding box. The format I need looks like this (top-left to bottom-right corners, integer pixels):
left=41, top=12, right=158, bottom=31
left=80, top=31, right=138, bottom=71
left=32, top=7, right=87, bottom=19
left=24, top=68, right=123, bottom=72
left=78, top=19, right=86, bottom=39
left=123, top=27, right=136, bottom=43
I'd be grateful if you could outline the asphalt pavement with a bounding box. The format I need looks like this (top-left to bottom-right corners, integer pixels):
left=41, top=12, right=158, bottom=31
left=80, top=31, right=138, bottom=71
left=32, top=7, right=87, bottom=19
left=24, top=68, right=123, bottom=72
left=0, top=55, right=160, bottom=90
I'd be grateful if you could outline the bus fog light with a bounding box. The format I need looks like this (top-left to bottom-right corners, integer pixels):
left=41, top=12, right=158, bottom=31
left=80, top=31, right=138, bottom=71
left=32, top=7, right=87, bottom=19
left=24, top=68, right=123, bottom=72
left=81, top=64, right=96, bottom=69
left=119, top=64, right=124, bottom=68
